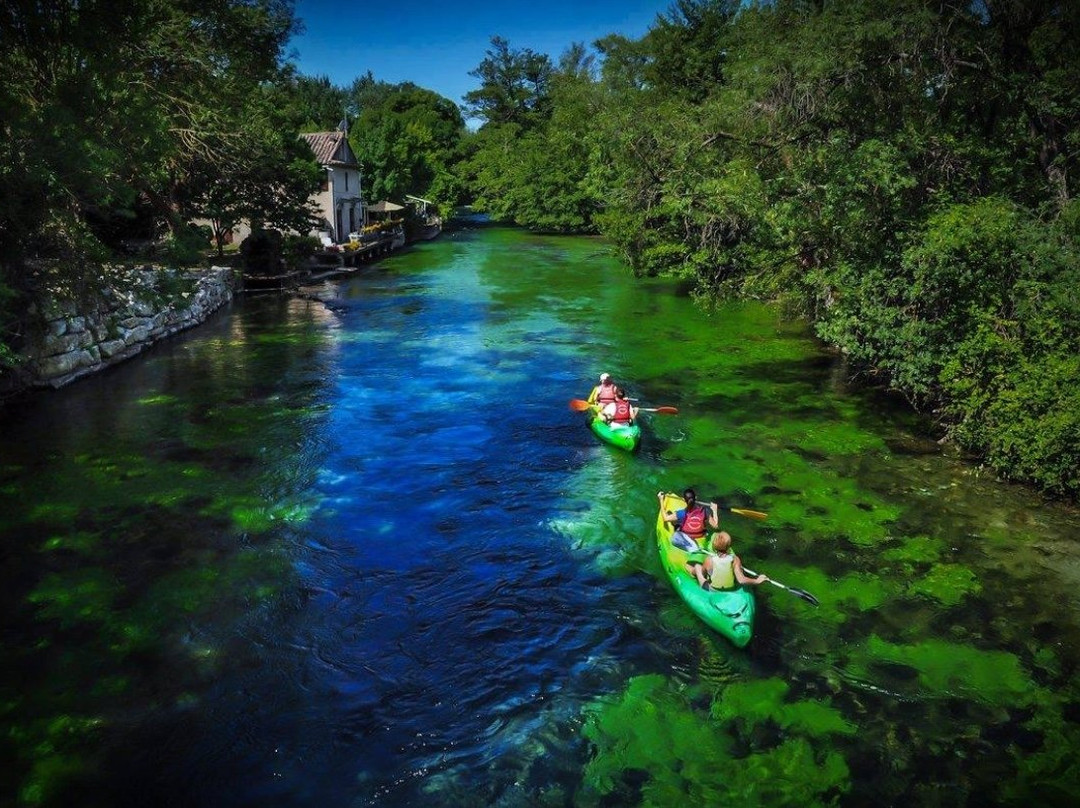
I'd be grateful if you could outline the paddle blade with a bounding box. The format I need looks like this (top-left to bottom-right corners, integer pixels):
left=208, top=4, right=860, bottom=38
left=568, top=399, right=593, bottom=412
left=650, top=406, right=679, bottom=414
left=728, top=507, right=768, bottom=521
left=764, top=578, right=819, bottom=607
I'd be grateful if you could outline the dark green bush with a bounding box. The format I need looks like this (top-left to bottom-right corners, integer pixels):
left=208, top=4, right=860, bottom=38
left=162, top=224, right=212, bottom=266
left=282, top=235, right=320, bottom=271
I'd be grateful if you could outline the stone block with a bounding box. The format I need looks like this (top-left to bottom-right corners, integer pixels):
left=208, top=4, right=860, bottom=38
left=45, top=330, right=94, bottom=355
left=99, top=339, right=127, bottom=359
left=124, top=325, right=150, bottom=344
left=36, top=349, right=91, bottom=378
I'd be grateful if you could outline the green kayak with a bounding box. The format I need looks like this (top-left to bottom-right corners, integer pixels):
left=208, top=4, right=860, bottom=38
left=584, top=403, right=641, bottom=451
left=655, top=492, right=756, bottom=647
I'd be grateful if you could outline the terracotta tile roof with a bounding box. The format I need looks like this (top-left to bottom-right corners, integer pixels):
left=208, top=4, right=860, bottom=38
left=300, top=131, right=357, bottom=167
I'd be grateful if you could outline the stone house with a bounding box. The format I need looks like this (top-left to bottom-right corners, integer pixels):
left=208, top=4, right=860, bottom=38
left=300, top=129, right=365, bottom=244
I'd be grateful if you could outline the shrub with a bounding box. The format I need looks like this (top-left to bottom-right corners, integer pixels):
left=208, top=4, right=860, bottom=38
left=282, top=235, right=319, bottom=270
left=162, top=223, right=212, bottom=266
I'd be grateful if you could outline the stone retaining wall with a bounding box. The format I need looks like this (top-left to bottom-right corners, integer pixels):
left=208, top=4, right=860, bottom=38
left=21, top=265, right=237, bottom=389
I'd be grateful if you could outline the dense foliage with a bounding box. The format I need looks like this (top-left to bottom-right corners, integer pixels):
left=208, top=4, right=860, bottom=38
left=0, top=0, right=317, bottom=357
left=458, top=0, right=1080, bottom=498
left=347, top=75, right=466, bottom=208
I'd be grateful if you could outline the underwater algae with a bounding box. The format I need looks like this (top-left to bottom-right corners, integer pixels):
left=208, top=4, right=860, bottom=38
left=842, top=636, right=1035, bottom=707
left=1, top=309, right=334, bottom=807
left=580, top=674, right=852, bottom=806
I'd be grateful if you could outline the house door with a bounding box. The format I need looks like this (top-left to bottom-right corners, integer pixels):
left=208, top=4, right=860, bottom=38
left=337, top=209, right=344, bottom=241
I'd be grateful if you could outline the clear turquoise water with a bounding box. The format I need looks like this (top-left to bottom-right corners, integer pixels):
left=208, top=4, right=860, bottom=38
left=1, top=225, right=1078, bottom=806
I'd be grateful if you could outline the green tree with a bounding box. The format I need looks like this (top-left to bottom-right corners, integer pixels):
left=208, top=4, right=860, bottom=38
left=177, top=87, right=321, bottom=256
left=275, top=71, right=350, bottom=132
left=462, top=36, right=554, bottom=128
left=0, top=0, right=299, bottom=359
left=348, top=82, right=465, bottom=210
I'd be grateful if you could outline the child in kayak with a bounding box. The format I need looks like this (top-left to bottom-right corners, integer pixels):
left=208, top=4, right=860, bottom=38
left=703, top=531, right=769, bottom=591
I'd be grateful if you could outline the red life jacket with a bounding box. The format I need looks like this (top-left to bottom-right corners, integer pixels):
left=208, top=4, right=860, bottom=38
left=680, top=505, right=707, bottom=538
left=595, top=382, right=617, bottom=404
left=612, top=399, right=633, bottom=423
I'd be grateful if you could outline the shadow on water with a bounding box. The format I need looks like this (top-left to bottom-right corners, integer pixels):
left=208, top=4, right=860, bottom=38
left=1, top=227, right=1078, bottom=806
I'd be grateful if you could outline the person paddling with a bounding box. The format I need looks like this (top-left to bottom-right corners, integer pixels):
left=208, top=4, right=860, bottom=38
left=658, top=488, right=718, bottom=587
left=587, top=373, right=618, bottom=408
left=702, top=531, right=768, bottom=591
left=601, top=387, right=638, bottom=425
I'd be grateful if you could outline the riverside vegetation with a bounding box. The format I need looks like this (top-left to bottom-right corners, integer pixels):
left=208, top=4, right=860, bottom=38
left=2, top=0, right=1078, bottom=499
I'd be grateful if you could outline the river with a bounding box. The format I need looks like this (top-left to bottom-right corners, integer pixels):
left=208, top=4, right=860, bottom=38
left=1, top=225, right=1078, bottom=806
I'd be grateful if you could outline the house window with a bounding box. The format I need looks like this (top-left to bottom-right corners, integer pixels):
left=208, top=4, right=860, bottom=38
left=344, top=171, right=349, bottom=192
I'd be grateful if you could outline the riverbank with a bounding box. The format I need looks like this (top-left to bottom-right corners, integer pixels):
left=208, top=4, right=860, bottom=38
left=1, top=265, right=236, bottom=394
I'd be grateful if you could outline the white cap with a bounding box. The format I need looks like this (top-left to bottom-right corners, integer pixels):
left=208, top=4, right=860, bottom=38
left=599, top=373, right=611, bottom=382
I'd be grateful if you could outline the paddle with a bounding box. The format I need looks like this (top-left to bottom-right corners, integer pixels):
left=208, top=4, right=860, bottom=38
left=742, top=567, right=820, bottom=606
left=568, top=399, right=678, bottom=415
left=704, top=501, right=769, bottom=521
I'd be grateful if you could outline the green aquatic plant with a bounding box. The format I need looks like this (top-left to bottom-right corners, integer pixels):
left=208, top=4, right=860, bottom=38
left=880, top=534, right=948, bottom=563
left=27, top=569, right=119, bottom=630
left=761, top=469, right=902, bottom=547
left=580, top=674, right=852, bottom=806
left=11, top=713, right=105, bottom=806
left=1006, top=694, right=1080, bottom=804
left=136, top=394, right=179, bottom=406
left=711, top=678, right=856, bottom=738
left=753, top=564, right=891, bottom=628
left=40, top=532, right=101, bottom=555
left=844, top=636, right=1035, bottom=707
left=906, top=564, right=981, bottom=607
left=200, top=493, right=318, bottom=533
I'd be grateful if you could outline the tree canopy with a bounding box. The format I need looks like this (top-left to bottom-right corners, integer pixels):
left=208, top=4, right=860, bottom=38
left=455, top=1, right=1080, bottom=497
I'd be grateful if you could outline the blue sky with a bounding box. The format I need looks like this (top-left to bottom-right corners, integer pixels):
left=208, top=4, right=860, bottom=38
left=289, top=0, right=672, bottom=108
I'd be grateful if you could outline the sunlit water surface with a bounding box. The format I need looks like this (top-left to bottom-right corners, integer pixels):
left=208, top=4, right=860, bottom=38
left=1, top=226, right=1078, bottom=806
